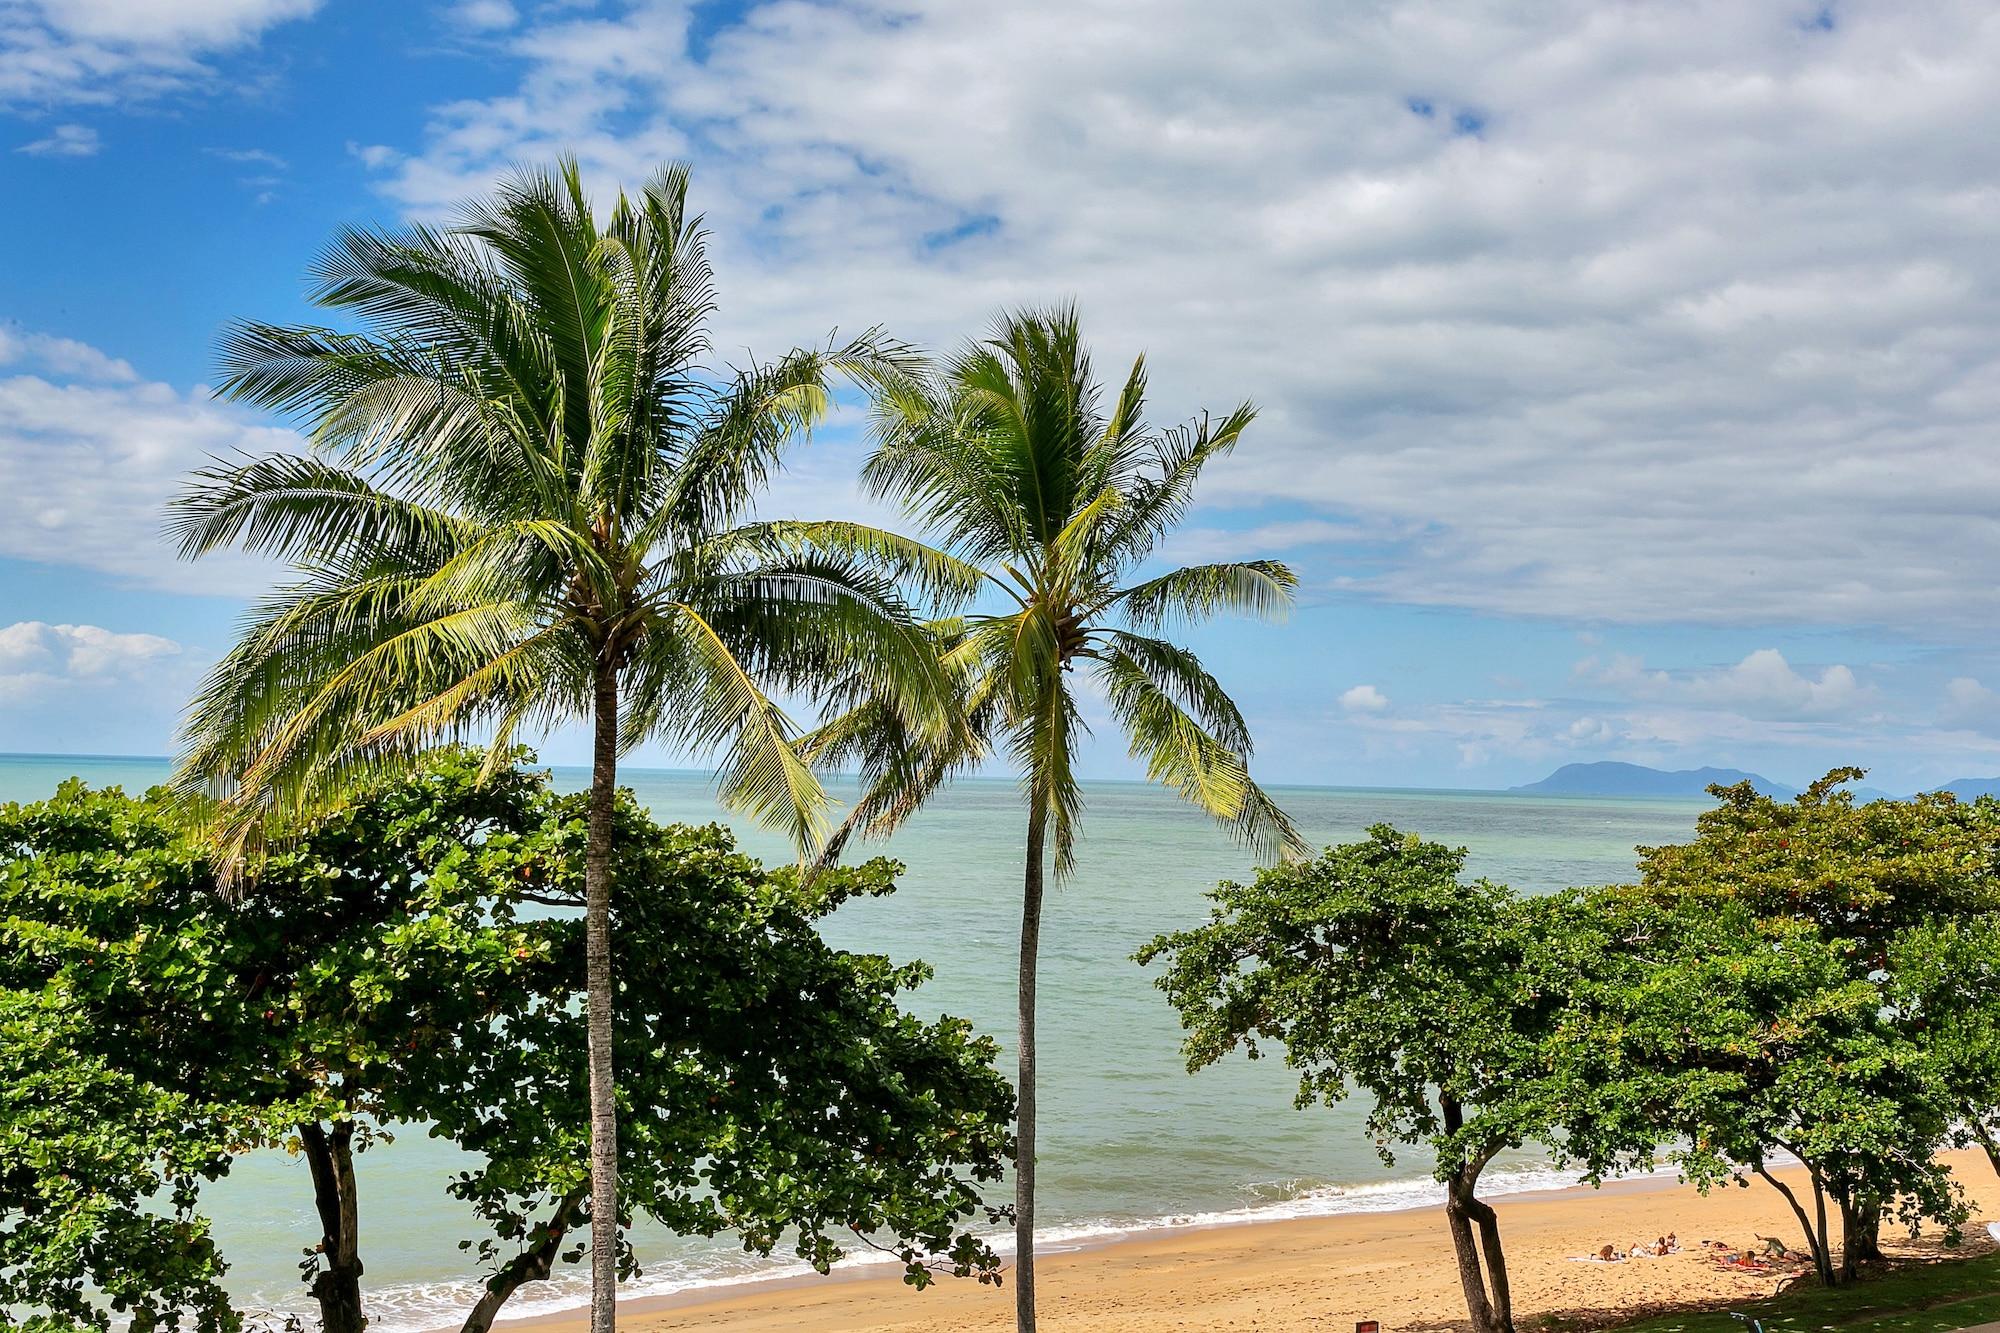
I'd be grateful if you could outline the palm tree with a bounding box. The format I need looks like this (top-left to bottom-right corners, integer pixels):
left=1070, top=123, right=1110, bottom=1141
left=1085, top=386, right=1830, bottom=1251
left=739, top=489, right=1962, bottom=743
left=167, top=161, right=961, bottom=1333
left=810, top=306, right=1310, bottom=1332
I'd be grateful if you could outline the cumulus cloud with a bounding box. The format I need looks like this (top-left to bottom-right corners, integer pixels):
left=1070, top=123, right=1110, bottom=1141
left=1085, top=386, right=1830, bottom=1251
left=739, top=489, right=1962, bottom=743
left=353, top=0, right=2000, bottom=633
left=0, top=0, right=319, bottom=107
left=16, top=122, right=96, bottom=155
left=0, top=620, right=180, bottom=700
left=1340, top=684, right=1389, bottom=712
left=1575, top=647, right=1870, bottom=718
left=0, top=327, right=294, bottom=594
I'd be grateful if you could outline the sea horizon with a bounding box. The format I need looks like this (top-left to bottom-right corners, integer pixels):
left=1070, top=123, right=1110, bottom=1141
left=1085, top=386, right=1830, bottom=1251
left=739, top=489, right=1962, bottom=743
left=0, top=749, right=1720, bottom=804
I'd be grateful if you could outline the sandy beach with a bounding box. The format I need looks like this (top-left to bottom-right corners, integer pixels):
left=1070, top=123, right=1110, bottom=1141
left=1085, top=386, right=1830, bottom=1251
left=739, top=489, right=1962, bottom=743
left=498, top=1152, right=1997, bottom=1333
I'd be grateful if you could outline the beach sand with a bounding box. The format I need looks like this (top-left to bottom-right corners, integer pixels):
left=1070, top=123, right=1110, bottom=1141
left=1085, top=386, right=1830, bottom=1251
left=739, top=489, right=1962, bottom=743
left=502, top=1151, right=1996, bottom=1333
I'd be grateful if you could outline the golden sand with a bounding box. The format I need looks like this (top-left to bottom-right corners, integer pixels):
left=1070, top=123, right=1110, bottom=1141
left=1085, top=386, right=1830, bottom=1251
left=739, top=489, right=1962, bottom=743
left=500, top=1152, right=1995, bottom=1333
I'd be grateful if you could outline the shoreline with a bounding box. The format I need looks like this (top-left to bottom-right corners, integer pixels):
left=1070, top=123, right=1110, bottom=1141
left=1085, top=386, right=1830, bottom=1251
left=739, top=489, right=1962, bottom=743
left=476, top=1151, right=1996, bottom=1333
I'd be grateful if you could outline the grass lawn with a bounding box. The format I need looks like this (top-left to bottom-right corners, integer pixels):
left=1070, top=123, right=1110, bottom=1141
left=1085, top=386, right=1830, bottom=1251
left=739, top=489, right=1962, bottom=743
left=1599, top=1253, right=2000, bottom=1333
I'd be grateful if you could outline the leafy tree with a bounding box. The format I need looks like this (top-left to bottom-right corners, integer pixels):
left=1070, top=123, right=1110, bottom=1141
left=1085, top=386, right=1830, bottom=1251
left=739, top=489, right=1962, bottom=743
left=0, top=753, right=1012, bottom=1333
left=1138, top=828, right=1590, bottom=1333
left=1631, top=773, right=2000, bottom=1272
left=814, top=306, right=1307, bottom=1331
left=167, top=161, right=957, bottom=1331
left=1635, top=771, right=2000, bottom=965
left=1560, top=889, right=1965, bottom=1286
left=1891, top=913, right=2000, bottom=1177
left=0, top=989, right=245, bottom=1333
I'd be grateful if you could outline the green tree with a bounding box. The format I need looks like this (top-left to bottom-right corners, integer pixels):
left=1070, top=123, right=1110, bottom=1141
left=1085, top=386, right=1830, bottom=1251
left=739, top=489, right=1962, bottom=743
left=0, top=989, right=245, bottom=1333
left=1561, top=889, right=1965, bottom=1286
left=166, top=162, right=957, bottom=1331
left=0, top=754, right=1013, bottom=1332
left=1138, top=828, right=1581, bottom=1333
left=1635, top=772, right=2000, bottom=964
left=1632, top=773, right=2000, bottom=1271
left=1891, top=913, right=2000, bottom=1177
left=816, top=306, right=1306, bottom=1331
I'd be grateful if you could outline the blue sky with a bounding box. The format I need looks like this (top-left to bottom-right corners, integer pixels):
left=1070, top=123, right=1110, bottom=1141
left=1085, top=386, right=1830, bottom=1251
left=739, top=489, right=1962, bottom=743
left=3, top=0, right=1999, bottom=792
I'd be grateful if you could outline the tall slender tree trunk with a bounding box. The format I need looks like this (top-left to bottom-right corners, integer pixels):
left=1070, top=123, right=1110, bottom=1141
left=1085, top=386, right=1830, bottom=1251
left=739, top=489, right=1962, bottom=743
left=585, top=662, right=622, bottom=1333
left=300, top=1119, right=364, bottom=1333
left=1810, top=1173, right=1837, bottom=1285
left=1014, top=800, right=1048, bottom=1333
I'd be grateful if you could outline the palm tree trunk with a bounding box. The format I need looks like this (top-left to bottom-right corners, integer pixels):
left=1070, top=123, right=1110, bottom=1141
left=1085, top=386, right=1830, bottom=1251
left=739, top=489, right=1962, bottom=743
left=586, top=661, right=621, bottom=1333
left=1014, top=799, right=1048, bottom=1333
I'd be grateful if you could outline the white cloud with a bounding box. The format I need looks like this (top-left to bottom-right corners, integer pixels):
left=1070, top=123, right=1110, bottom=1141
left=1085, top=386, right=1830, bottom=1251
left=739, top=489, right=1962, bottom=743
left=0, top=327, right=293, bottom=594
left=206, top=145, right=285, bottom=168
left=16, top=122, right=96, bottom=155
left=445, top=0, right=516, bottom=32
left=355, top=0, right=2000, bottom=632
left=0, top=0, right=319, bottom=107
left=1340, top=683, right=1389, bottom=712
left=1575, top=647, right=1869, bottom=718
left=0, top=620, right=180, bottom=700
left=1942, top=675, right=1995, bottom=727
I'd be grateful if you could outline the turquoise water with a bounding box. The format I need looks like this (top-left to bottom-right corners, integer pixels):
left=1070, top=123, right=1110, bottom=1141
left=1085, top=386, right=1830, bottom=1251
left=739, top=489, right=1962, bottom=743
left=0, top=754, right=1706, bottom=1329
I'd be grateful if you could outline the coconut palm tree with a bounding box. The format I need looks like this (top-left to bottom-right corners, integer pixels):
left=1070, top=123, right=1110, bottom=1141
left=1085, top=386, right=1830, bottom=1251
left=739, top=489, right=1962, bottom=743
left=167, top=160, right=962, bottom=1333
left=809, top=305, right=1310, bottom=1332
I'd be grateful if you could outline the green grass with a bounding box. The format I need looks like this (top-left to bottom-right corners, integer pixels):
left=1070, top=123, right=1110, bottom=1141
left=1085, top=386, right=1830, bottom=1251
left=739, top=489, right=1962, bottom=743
left=1591, top=1253, right=2000, bottom=1333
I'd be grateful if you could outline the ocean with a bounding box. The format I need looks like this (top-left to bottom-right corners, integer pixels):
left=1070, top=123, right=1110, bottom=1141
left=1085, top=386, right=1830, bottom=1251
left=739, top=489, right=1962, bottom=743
left=0, top=753, right=1706, bottom=1330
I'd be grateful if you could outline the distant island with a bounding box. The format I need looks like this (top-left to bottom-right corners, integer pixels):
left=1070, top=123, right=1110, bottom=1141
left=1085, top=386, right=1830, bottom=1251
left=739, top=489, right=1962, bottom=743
left=1507, top=761, right=1992, bottom=802
left=1511, top=761, right=1799, bottom=798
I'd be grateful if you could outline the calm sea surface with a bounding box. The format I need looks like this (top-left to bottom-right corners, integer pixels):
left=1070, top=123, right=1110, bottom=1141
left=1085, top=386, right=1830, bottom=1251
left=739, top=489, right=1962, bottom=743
left=0, top=754, right=1706, bottom=1329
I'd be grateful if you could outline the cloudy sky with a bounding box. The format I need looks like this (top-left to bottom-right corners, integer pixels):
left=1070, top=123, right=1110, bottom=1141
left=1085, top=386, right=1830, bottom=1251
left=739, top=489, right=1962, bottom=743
left=3, top=0, right=1999, bottom=791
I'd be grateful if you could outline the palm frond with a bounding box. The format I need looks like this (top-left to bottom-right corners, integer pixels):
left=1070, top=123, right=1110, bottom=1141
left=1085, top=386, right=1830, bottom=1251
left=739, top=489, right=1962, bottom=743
left=645, top=602, right=829, bottom=851
left=1112, top=560, right=1297, bottom=631
left=166, top=454, right=475, bottom=564
left=1095, top=647, right=1307, bottom=863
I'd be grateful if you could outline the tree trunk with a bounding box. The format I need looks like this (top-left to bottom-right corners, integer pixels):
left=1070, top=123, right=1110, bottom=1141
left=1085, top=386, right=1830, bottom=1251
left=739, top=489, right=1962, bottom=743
left=1970, top=1117, right=2000, bottom=1180
left=1437, top=1100, right=1508, bottom=1333
left=1755, top=1162, right=1835, bottom=1287
left=300, top=1120, right=364, bottom=1333
left=1444, top=1175, right=1498, bottom=1333
left=1465, top=1194, right=1514, bottom=1333
left=1810, top=1172, right=1838, bottom=1285
left=585, top=662, right=622, bottom=1333
left=461, top=1189, right=588, bottom=1333
left=1839, top=1194, right=1882, bottom=1276
left=1013, top=800, right=1048, bottom=1333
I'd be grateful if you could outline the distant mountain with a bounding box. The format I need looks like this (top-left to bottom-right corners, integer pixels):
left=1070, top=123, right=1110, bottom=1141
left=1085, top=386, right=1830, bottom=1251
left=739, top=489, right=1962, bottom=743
left=1510, top=761, right=1799, bottom=799
left=1933, top=777, right=2000, bottom=800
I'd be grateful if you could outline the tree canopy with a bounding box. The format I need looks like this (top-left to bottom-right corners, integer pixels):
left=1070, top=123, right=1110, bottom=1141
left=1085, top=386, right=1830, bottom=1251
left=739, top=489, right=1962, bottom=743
left=1138, top=827, right=1598, bottom=1333
left=0, top=752, right=1011, bottom=1333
